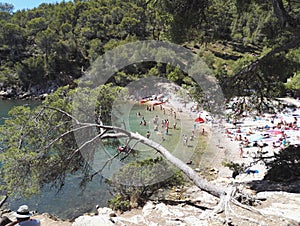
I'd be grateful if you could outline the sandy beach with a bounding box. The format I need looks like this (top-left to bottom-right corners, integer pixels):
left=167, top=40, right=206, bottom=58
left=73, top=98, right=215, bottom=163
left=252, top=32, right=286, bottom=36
left=140, top=91, right=300, bottom=183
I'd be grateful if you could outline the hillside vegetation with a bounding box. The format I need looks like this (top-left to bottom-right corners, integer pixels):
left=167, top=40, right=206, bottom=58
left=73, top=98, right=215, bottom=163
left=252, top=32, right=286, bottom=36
left=0, top=0, right=299, bottom=98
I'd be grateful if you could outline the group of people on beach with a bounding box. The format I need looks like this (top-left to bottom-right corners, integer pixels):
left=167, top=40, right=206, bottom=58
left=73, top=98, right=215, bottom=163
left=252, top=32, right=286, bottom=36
left=137, top=103, right=177, bottom=140
left=140, top=101, right=207, bottom=147
left=227, top=104, right=300, bottom=160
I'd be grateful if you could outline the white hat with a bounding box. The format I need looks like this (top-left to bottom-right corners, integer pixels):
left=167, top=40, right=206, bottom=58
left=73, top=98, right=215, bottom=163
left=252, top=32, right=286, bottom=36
left=14, top=205, right=33, bottom=218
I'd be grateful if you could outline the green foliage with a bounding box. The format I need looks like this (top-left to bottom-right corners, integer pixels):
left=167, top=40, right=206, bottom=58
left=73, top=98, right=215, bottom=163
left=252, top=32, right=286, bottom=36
left=285, top=72, right=300, bottom=91
left=108, top=194, right=131, bottom=212
left=0, top=0, right=148, bottom=89
left=0, top=84, right=124, bottom=198
left=0, top=0, right=299, bottom=202
left=0, top=3, right=13, bottom=21
left=167, top=66, right=185, bottom=83
left=0, top=0, right=298, bottom=102
left=0, top=92, right=77, bottom=197
left=15, top=55, right=45, bottom=87
left=285, top=48, right=300, bottom=92
left=222, top=161, right=246, bottom=175
left=231, top=1, right=276, bottom=46
left=264, top=145, right=300, bottom=181
left=107, top=157, right=184, bottom=210
left=0, top=2, right=14, bottom=13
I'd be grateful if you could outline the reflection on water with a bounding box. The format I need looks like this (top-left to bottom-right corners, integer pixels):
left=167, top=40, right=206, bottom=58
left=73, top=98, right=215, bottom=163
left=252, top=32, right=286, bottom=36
left=8, top=173, right=111, bottom=220
left=1, top=99, right=113, bottom=220
left=0, top=99, right=40, bottom=124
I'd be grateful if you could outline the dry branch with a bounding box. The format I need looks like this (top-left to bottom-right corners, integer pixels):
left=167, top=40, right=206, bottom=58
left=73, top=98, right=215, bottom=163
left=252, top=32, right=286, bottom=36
left=0, top=195, right=8, bottom=209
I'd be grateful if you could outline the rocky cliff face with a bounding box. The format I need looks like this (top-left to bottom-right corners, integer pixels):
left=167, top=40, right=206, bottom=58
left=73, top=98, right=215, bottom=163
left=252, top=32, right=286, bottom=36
left=2, top=183, right=300, bottom=226
left=71, top=187, right=300, bottom=226
left=0, top=81, right=59, bottom=100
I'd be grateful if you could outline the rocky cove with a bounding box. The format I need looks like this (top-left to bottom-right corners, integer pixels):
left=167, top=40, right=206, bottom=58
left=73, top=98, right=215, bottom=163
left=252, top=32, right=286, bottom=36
left=2, top=180, right=300, bottom=226
left=1, top=89, right=300, bottom=225
left=1, top=121, right=300, bottom=225
left=0, top=81, right=63, bottom=100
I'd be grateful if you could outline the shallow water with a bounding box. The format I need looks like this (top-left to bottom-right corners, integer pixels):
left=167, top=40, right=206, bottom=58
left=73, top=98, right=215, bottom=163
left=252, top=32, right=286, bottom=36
left=0, top=99, right=204, bottom=219
left=1, top=99, right=113, bottom=219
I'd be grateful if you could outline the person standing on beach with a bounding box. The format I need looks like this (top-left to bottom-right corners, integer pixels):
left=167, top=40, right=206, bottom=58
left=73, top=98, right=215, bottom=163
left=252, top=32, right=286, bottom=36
left=165, top=119, right=169, bottom=128
left=190, top=130, right=195, bottom=140
left=146, top=131, right=150, bottom=139
left=183, top=135, right=188, bottom=146
left=165, top=119, right=169, bottom=135
left=161, top=120, right=165, bottom=128
left=232, top=118, right=237, bottom=128
left=258, top=140, right=264, bottom=153
left=239, top=142, right=244, bottom=158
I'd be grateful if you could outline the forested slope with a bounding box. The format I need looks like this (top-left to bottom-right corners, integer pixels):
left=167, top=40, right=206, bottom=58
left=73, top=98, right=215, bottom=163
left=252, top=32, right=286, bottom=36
left=0, top=0, right=299, bottom=98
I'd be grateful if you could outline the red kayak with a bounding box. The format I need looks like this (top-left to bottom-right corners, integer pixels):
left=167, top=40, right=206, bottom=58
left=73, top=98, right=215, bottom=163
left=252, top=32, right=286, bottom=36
left=153, top=101, right=165, bottom=106
left=140, top=99, right=150, bottom=104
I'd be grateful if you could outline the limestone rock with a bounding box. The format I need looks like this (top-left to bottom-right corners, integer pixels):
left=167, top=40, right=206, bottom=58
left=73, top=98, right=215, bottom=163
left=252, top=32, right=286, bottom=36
left=97, top=207, right=116, bottom=217
left=155, top=203, right=172, bottom=217
left=142, top=201, right=156, bottom=217
left=72, top=215, right=114, bottom=226
left=183, top=216, right=206, bottom=226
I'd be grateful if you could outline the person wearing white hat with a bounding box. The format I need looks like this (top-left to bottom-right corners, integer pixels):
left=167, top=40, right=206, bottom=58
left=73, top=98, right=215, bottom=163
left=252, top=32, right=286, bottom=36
left=6, top=205, right=40, bottom=226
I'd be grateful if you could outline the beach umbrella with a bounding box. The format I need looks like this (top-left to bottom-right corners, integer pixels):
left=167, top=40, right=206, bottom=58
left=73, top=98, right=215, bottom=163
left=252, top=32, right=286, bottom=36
left=195, top=117, right=205, bottom=123
left=267, top=129, right=282, bottom=135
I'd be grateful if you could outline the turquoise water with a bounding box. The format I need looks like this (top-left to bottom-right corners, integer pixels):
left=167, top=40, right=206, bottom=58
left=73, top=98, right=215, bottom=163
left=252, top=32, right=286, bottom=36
left=0, top=99, right=40, bottom=124
left=0, top=99, right=112, bottom=219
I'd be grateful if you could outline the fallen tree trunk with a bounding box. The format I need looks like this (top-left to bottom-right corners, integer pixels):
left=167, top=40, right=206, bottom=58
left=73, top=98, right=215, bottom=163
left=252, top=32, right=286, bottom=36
left=132, top=132, right=228, bottom=198
left=0, top=195, right=8, bottom=209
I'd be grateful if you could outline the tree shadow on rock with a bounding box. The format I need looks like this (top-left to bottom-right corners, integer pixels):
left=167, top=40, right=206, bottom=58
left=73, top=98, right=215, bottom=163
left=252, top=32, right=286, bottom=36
left=246, top=145, right=300, bottom=194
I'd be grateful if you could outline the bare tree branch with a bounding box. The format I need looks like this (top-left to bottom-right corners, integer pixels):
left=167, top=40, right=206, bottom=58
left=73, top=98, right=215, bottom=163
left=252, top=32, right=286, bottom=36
left=44, top=124, right=95, bottom=150
left=90, top=152, right=121, bottom=180
left=0, top=195, right=8, bottom=209
left=66, top=132, right=103, bottom=162
left=45, top=106, right=81, bottom=125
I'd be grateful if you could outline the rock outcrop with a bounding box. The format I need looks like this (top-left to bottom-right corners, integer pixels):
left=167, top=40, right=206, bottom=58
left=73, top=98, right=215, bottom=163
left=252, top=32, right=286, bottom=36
left=68, top=185, right=300, bottom=226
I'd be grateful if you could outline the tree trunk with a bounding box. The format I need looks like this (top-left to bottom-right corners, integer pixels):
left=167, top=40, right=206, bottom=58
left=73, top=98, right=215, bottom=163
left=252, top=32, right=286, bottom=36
left=94, top=123, right=229, bottom=199
left=128, top=132, right=228, bottom=198
left=0, top=195, right=8, bottom=209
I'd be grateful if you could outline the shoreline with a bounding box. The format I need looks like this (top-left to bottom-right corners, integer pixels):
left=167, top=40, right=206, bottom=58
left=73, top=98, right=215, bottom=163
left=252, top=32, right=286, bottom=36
left=1, top=96, right=300, bottom=225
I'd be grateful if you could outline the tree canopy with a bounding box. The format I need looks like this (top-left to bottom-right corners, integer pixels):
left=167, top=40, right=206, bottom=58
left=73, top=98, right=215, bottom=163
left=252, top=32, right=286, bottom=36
left=0, top=0, right=298, bottom=99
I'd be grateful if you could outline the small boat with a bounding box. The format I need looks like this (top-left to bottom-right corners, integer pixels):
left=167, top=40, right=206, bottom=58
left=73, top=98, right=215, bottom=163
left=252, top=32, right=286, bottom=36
left=117, top=146, right=131, bottom=153
left=152, top=101, right=165, bottom=106
left=140, top=99, right=150, bottom=104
